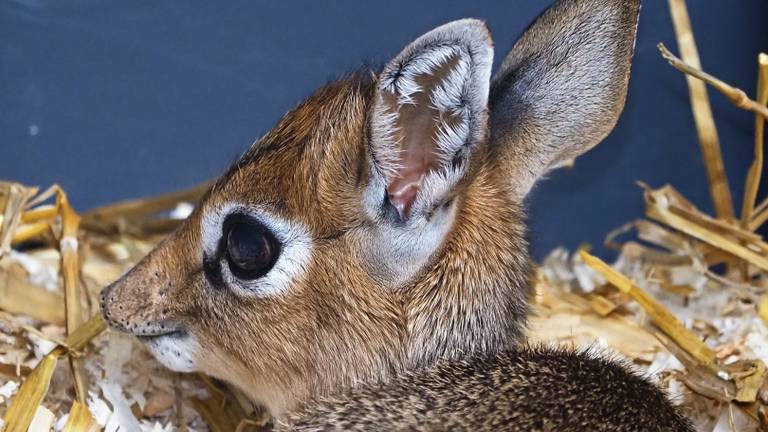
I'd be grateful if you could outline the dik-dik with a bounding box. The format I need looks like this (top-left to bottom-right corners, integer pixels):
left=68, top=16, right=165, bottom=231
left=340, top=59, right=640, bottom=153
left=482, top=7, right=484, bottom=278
left=100, top=0, right=694, bottom=430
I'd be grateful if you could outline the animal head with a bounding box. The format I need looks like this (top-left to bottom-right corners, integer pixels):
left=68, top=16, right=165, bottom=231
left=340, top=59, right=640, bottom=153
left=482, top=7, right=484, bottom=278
left=100, top=0, right=640, bottom=416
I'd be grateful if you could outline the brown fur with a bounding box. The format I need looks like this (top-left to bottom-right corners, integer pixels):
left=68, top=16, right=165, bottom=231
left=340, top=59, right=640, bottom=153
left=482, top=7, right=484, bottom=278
left=100, top=0, right=693, bottom=429
left=100, top=73, right=532, bottom=415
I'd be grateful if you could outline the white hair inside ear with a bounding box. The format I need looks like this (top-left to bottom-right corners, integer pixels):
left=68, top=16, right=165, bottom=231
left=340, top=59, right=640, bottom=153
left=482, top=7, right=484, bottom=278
left=368, top=19, right=493, bottom=222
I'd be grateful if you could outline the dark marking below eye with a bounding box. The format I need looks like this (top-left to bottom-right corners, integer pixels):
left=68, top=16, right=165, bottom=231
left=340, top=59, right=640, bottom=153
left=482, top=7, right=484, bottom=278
left=202, top=253, right=225, bottom=289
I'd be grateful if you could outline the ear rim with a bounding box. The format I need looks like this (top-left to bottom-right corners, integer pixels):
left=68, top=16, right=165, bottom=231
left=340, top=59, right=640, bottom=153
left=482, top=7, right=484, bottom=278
left=366, top=19, right=495, bottom=222
left=378, top=18, right=494, bottom=112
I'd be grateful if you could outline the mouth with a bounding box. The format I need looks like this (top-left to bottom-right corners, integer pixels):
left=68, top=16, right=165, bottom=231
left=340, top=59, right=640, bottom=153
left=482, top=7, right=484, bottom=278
left=117, top=318, right=186, bottom=340
left=137, top=328, right=188, bottom=343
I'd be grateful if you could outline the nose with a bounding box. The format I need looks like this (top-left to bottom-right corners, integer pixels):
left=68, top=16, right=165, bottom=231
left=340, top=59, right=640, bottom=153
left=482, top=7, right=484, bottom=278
left=101, top=286, right=183, bottom=337
left=99, top=257, right=185, bottom=337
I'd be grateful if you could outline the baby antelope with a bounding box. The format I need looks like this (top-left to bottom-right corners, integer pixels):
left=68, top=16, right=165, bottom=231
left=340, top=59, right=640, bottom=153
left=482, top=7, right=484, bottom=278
left=101, top=0, right=693, bottom=430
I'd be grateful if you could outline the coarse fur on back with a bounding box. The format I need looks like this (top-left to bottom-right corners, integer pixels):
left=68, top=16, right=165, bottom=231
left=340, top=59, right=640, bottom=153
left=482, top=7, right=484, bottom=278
left=279, top=347, right=692, bottom=431
left=100, top=0, right=694, bottom=429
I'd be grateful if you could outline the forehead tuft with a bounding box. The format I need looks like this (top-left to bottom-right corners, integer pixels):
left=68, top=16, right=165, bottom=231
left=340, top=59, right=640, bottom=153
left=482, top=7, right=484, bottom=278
left=236, top=72, right=375, bottom=169
left=204, top=72, right=376, bottom=234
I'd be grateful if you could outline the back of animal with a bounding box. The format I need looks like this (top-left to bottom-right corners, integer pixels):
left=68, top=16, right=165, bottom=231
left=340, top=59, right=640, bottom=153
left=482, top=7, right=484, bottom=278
left=281, top=349, right=692, bottom=431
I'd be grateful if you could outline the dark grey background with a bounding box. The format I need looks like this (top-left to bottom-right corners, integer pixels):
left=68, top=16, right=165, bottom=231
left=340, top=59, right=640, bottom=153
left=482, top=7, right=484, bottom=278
left=2, top=0, right=767, bottom=258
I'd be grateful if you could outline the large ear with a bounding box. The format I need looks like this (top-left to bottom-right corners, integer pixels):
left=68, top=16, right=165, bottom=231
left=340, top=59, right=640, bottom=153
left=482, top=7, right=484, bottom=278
left=365, top=19, right=493, bottom=222
left=489, top=0, right=641, bottom=198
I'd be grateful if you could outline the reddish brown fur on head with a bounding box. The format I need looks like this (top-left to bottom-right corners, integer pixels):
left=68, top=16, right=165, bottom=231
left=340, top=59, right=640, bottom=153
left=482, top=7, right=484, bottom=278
left=100, top=0, right=640, bottom=417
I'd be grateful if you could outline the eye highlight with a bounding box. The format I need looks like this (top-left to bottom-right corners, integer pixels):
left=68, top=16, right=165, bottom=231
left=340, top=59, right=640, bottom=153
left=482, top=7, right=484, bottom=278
left=223, top=214, right=281, bottom=280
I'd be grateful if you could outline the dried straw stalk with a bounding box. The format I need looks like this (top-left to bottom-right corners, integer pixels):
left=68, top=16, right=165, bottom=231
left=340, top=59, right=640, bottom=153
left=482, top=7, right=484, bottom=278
left=667, top=0, right=734, bottom=220
left=1, top=184, right=39, bottom=251
left=2, top=314, right=105, bottom=432
left=56, top=190, right=90, bottom=405
left=752, top=196, right=768, bottom=231
left=2, top=186, right=106, bottom=431
left=644, top=189, right=768, bottom=272
left=579, top=250, right=715, bottom=365
left=0, top=274, right=65, bottom=326
left=744, top=54, right=768, bottom=228
left=61, top=401, right=99, bottom=432
left=658, top=44, right=768, bottom=121
left=81, top=182, right=210, bottom=235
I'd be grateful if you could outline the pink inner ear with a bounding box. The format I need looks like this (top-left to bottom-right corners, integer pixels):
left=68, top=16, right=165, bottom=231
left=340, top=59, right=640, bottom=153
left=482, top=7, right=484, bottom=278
left=387, top=102, right=439, bottom=219
left=386, top=55, right=460, bottom=219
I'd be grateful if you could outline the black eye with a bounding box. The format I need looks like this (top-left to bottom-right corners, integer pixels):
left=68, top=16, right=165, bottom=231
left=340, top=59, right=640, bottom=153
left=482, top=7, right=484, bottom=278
left=223, top=214, right=281, bottom=280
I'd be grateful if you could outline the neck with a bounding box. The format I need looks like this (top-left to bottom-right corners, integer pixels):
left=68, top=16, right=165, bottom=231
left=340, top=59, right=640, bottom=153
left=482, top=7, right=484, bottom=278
left=405, top=169, right=533, bottom=366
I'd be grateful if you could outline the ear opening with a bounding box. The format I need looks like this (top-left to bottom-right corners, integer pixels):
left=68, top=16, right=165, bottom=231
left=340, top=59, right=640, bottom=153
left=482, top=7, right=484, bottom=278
left=368, top=19, right=494, bottom=221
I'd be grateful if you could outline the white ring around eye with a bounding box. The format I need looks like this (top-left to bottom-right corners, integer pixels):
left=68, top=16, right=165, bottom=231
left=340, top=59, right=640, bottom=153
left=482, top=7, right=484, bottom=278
left=201, top=203, right=313, bottom=296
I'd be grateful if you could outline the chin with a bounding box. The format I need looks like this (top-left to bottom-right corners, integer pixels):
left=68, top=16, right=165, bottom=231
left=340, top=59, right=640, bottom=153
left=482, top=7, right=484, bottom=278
left=142, top=331, right=200, bottom=373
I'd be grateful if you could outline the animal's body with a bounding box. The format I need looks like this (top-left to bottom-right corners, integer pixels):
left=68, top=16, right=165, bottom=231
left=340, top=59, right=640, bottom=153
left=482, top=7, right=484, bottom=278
left=100, top=0, right=694, bottom=429
left=281, top=348, right=690, bottom=431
